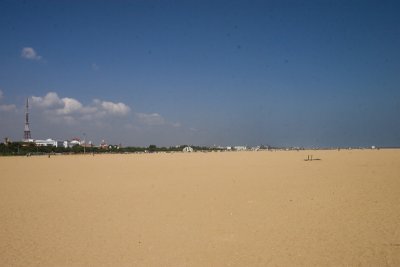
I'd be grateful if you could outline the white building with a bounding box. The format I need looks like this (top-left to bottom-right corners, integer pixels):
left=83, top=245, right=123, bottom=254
left=69, top=139, right=81, bottom=146
left=182, top=146, right=194, bottom=153
left=34, top=139, right=70, bottom=148
left=34, top=139, right=58, bottom=147
left=63, top=141, right=69, bottom=148
left=234, top=146, right=247, bottom=151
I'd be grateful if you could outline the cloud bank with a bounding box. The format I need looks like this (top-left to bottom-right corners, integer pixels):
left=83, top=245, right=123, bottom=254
left=31, top=92, right=131, bottom=124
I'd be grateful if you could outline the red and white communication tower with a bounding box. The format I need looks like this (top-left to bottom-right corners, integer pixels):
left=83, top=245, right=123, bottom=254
left=24, top=98, right=32, bottom=141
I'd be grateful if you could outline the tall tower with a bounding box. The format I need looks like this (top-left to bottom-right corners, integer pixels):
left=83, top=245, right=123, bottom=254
left=24, top=98, right=32, bottom=141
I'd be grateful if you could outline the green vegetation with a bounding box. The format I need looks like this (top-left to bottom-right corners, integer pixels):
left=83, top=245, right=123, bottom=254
left=0, top=142, right=222, bottom=156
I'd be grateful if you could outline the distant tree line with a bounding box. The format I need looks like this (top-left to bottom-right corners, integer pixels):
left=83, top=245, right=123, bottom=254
left=0, top=142, right=222, bottom=156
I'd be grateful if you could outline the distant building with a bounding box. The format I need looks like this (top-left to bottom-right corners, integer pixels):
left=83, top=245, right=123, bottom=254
left=63, top=141, right=69, bottom=148
left=69, top=139, right=81, bottom=146
left=34, top=139, right=65, bottom=147
left=56, top=140, right=65, bottom=148
left=182, top=146, right=194, bottom=153
left=234, top=146, right=247, bottom=151
left=99, top=140, right=108, bottom=149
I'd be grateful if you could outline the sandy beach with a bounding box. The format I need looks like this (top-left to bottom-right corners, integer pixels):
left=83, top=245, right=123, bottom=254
left=1, top=149, right=399, bottom=266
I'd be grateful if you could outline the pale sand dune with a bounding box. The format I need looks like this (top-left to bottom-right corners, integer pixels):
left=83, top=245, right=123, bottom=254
left=1, top=150, right=399, bottom=266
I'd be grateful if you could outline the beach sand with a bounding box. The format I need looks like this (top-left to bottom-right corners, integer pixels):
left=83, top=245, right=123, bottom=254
left=1, top=150, right=399, bottom=266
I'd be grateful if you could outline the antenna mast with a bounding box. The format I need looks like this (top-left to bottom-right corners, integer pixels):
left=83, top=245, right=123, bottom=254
left=24, top=98, right=31, bottom=141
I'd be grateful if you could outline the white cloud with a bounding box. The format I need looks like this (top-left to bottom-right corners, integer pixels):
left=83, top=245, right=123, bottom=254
left=0, top=104, right=17, bottom=112
left=99, top=101, right=130, bottom=115
left=56, top=97, right=83, bottom=115
left=135, top=112, right=180, bottom=128
left=136, top=112, right=166, bottom=126
left=31, top=92, right=63, bottom=108
left=21, top=47, right=42, bottom=60
left=31, top=92, right=132, bottom=125
left=25, top=92, right=182, bottom=144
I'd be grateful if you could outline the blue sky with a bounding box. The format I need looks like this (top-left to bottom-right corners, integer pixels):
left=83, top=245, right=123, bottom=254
left=1, top=0, right=400, bottom=147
